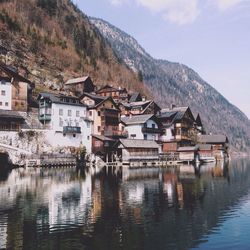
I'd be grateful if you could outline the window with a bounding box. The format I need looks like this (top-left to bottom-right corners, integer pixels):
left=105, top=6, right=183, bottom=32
left=68, top=110, right=72, bottom=117
left=98, top=126, right=101, bottom=132
left=1, top=90, right=5, bottom=96
left=87, top=136, right=90, bottom=140
left=0, top=102, right=2, bottom=106
left=76, top=111, right=80, bottom=117
left=98, top=111, right=101, bottom=116
left=131, top=134, right=136, bottom=139
left=152, top=124, right=155, bottom=129
left=73, top=134, right=76, bottom=138
left=5, top=102, right=8, bottom=106
left=144, top=123, right=147, bottom=128
left=76, top=122, right=79, bottom=127
left=87, top=122, right=90, bottom=128
left=89, top=111, right=92, bottom=116
left=59, top=119, right=63, bottom=127
left=144, top=134, right=148, bottom=140
left=59, top=109, right=63, bottom=116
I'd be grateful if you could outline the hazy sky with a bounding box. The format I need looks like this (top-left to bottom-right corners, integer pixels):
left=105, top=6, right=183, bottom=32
left=74, top=0, right=250, bottom=119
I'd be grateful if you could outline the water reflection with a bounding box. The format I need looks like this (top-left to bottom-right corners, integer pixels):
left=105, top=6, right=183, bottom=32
left=0, top=160, right=250, bottom=250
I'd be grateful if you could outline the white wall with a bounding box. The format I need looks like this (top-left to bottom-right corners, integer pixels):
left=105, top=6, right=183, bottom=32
left=125, top=119, right=160, bottom=141
left=0, top=80, right=12, bottom=110
left=161, top=126, right=175, bottom=142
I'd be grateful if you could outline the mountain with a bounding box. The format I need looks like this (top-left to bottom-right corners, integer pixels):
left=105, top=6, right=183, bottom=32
left=0, top=0, right=149, bottom=96
left=91, top=17, right=250, bottom=152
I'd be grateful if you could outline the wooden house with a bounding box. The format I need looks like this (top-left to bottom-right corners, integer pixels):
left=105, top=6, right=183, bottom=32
left=64, top=76, right=95, bottom=97
left=96, top=85, right=129, bottom=102
left=0, top=63, right=34, bottom=112
left=198, top=134, right=229, bottom=160
left=117, top=139, right=160, bottom=163
left=158, top=106, right=197, bottom=153
left=120, top=100, right=161, bottom=116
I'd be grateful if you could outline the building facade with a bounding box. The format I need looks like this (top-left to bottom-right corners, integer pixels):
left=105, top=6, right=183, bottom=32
left=0, top=77, right=12, bottom=110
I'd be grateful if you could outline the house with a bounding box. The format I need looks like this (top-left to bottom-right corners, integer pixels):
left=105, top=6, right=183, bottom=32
left=129, top=92, right=142, bottom=103
left=121, top=114, right=162, bottom=141
left=117, top=139, right=160, bottom=163
left=64, top=76, right=95, bottom=96
left=158, top=106, right=197, bottom=153
left=37, top=92, right=92, bottom=153
left=177, top=146, right=198, bottom=163
left=195, top=114, right=205, bottom=135
left=0, top=110, right=24, bottom=131
left=198, top=134, right=229, bottom=160
left=96, top=85, right=129, bottom=102
left=0, top=63, right=34, bottom=112
left=120, top=100, right=161, bottom=116
left=197, top=144, right=215, bottom=162
left=81, top=93, right=127, bottom=139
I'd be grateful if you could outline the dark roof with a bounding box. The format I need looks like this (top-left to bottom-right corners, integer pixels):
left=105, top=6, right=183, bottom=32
left=92, top=134, right=114, bottom=141
left=129, top=92, right=142, bottom=102
left=38, top=92, right=86, bottom=107
left=0, top=76, right=11, bottom=82
left=119, top=139, right=160, bottom=149
left=0, top=110, right=24, bottom=120
left=198, top=135, right=228, bottom=144
left=65, top=76, right=90, bottom=85
left=0, top=63, right=33, bottom=86
left=121, top=114, right=154, bottom=125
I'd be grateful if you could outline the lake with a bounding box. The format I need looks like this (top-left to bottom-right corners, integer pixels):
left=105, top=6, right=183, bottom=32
left=0, top=159, right=250, bottom=250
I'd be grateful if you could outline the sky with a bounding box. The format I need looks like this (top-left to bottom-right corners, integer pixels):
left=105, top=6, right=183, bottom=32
left=74, top=0, right=250, bottom=119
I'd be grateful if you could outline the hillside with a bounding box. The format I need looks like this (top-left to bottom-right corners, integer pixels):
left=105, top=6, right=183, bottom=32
left=0, top=0, right=149, bottom=96
left=90, top=17, right=250, bottom=152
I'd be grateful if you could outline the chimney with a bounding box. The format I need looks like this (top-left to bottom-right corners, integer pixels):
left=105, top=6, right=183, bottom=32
left=171, top=104, right=176, bottom=110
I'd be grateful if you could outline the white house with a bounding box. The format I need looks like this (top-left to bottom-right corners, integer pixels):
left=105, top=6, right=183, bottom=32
left=37, top=92, right=92, bottom=153
left=121, top=114, right=162, bottom=141
left=0, top=77, right=12, bottom=110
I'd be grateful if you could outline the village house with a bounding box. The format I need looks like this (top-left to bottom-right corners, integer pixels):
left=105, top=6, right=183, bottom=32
left=0, top=63, right=34, bottom=112
left=120, top=100, right=161, bottom=116
left=198, top=134, right=229, bottom=160
left=117, top=139, right=160, bottom=164
left=121, top=114, right=162, bottom=141
left=158, top=106, right=198, bottom=153
left=96, top=84, right=129, bottom=103
left=64, top=76, right=95, bottom=97
left=37, top=92, right=92, bottom=153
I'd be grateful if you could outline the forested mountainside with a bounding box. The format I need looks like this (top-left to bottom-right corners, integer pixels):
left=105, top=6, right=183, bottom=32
left=0, top=0, right=149, bottom=96
left=91, top=17, right=250, bottom=152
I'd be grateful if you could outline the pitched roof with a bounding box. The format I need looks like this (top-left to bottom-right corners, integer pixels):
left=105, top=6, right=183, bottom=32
left=177, top=146, right=198, bottom=152
left=119, top=139, right=160, bottom=149
left=0, top=110, right=24, bottom=120
left=65, top=76, right=90, bottom=85
left=198, top=134, right=228, bottom=144
left=121, top=114, right=154, bottom=125
left=129, top=92, right=142, bottom=102
left=38, top=92, right=86, bottom=107
left=81, top=92, right=106, bottom=103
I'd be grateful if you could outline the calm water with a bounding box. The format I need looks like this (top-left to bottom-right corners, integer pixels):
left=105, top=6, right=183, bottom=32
left=0, top=159, right=250, bottom=250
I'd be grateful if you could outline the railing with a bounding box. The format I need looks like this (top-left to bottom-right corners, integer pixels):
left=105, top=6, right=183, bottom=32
left=142, top=127, right=162, bottom=134
left=39, top=114, right=51, bottom=121
left=63, top=126, right=81, bottom=134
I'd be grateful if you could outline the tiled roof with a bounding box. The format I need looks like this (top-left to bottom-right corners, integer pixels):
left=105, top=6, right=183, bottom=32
left=65, top=76, right=90, bottom=85
left=198, top=134, right=228, bottom=144
left=121, top=114, right=154, bottom=125
left=119, top=139, right=160, bottom=149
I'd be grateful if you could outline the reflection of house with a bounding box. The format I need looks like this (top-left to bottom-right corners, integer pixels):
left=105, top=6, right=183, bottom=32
left=64, top=76, right=95, bottom=96
left=120, top=100, right=161, bottom=116
left=0, top=63, right=34, bottom=112
left=198, top=134, right=229, bottom=160
left=37, top=92, right=92, bottom=152
left=117, top=139, right=160, bottom=163
left=96, top=85, right=129, bottom=102
left=158, top=106, right=197, bottom=153
left=121, top=114, right=162, bottom=141
left=0, top=110, right=24, bottom=131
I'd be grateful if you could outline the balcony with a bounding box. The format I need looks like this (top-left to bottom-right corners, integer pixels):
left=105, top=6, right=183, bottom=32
left=142, top=127, right=162, bottom=134
left=63, top=126, right=81, bottom=134
left=39, top=114, right=51, bottom=121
